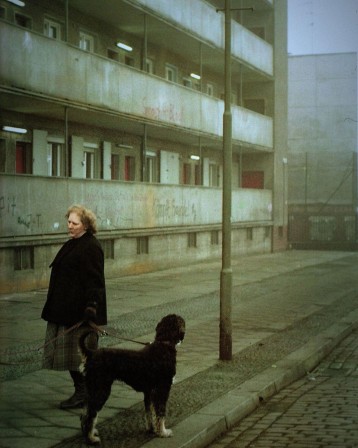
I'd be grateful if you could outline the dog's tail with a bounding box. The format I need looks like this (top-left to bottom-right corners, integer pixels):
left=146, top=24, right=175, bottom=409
left=78, top=330, right=98, bottom=359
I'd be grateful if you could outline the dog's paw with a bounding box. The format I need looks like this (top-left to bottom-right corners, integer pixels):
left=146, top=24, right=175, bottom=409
left=86, top=433, right=101, bottom=446
left=160, top=428, right=173, bottom=438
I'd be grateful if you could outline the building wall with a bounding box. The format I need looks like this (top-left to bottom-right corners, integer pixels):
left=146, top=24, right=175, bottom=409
left=0, top=0, right=287, bottom=292
left=272, top=0, right=289, bottom=251
left=288, top=53, right=358, bottom=249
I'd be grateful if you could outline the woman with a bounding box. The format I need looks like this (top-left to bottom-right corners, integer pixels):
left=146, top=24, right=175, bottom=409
left=42, top=205, right=107, bottom=409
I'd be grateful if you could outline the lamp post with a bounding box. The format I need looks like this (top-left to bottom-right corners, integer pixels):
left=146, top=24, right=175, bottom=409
left=220, top=0, right=233, bottom=361
left=219, top=2, right=253, bottom=361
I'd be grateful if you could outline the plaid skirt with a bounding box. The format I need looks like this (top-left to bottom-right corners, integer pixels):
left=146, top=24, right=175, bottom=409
left=43, top=322, right=98, bottom=371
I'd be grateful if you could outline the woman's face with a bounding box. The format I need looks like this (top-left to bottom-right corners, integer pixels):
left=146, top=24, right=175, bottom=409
left=67, top=212, right=86, bottom=239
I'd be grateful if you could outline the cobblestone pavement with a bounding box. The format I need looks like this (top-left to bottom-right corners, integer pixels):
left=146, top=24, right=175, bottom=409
left=207, top=328, right=358, bottom=448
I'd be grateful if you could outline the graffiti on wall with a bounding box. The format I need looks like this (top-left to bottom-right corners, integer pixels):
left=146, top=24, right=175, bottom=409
left=0, top=195, right=16, bottom=217
left=0, top=195, right=44, bottom=232
left=87, top=190, right=198, bottom=228
left=143, top=99, right=184, bottom=123
left=1, top=176, right=271, bottom=238
left=154, top=198, right=197, bottom=221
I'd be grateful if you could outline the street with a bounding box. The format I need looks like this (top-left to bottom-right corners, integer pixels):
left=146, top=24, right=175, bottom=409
left=207, top=328, right=358, bottom=448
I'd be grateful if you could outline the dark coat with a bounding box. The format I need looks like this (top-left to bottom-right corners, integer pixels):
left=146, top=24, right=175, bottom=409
left=41, top=232, right=107, bottom=327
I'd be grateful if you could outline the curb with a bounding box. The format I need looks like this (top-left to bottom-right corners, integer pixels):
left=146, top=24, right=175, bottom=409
left=141, top=310, right=358, bottom=448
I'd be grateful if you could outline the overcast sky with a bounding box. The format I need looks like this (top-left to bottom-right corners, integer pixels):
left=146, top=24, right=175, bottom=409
left=288, top=0, right=358, bottom=55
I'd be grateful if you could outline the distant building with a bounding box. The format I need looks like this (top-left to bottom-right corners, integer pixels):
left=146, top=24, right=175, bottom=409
left=0, top=0, right=288, bottom=293
left=288, top=53, right=358, bottom=250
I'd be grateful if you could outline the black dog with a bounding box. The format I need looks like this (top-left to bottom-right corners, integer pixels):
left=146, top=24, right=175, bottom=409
left=79, top=314, right=185, bottom=445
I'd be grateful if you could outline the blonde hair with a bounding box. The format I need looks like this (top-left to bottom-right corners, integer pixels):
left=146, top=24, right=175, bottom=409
left=66, top=205, right=98, bottom=234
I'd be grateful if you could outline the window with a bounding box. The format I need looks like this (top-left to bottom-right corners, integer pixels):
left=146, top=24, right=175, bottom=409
left=16, top=142, right=32, bottom=174
left=183, top=78, right=192, bottom=88
left=183, top=163, right=191, bottom=185
left=107, top=49, right=119, bottom=61
left=137, top=236, right=149, bottom=255
left=206, top=83, right=214, bottom=96
left=183, top=161, right=200, bottom=185
left=125, top=55, right=135, bottom=67
left=111, top=154, right=120, bottom=180
left=14, top=247, right=34, bottom=270
left=145, top=153, right=157, bottom=183
left=15, top=13, right=32, bottom=28
left=209, top=163, right=220, bottom=187
left=146, top=58, right=154, bottom=74
left=0, top=6, right=6, bottom=19
left=101, top=239, right=114, bottom=259
left=188, top=233, right=197, bottom=248
left=211, top=230, right=219, bottom=245
left=84, top=151, right=94, bottom=179
left=183, top=77, right=200, bottom=91
left=44, top=18, right=61, bottom=40
left=47, top=142, right=65, bottom=177
left=246, top=228, right=253, bottom=241
left=79, top=31, right=94, bottom=52
left=125, top=156, right=135, bottom=181
left=242, top=171, right=264, bottom=189
left=165, top=64, right=178, bottom=83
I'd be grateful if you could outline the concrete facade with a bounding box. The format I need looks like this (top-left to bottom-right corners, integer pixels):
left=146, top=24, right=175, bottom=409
left=0, top=0, right=287, bottom=292
left=288, top=53, right=358, bottom=249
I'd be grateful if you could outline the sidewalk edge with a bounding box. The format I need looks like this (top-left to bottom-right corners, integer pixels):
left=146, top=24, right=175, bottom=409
left=140, top=312, right=358, bottom=448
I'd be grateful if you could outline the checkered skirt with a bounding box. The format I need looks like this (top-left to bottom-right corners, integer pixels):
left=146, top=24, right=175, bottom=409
left=43, top=322, right=98, bottom=371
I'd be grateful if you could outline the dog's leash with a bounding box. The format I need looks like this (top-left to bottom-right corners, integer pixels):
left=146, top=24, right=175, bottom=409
left=87, top=321, right=150, bottom=346
left=0, top=320, right=149, bottom=366
left=0, top=321, right=86, bottom=366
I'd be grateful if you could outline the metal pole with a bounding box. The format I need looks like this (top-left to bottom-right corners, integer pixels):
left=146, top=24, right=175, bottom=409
left=142, top=14, right=147, bottom=71
left=64, top=106, right=69, bottom=177
left=220, top=0, right=232, bottom=361
left=142, top=124, right=147, bottom=181
left=65, top=0, right=68, bottom=43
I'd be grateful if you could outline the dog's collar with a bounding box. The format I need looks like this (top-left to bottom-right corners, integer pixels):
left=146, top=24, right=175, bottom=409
left=158, top=340, right=173, bottom=345
left=154, top=340, right=180, bottom=348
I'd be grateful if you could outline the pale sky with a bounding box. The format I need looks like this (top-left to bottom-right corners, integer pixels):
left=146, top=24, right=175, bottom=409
left=288, top=0, right=358, bottom=55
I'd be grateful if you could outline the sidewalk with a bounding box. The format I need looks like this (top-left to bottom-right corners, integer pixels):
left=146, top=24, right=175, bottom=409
left=1, top=250, right=358, bottom=448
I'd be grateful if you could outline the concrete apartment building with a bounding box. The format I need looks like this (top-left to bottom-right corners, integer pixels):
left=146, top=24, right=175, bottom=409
left=0, top=0, right=288, bottom=293
left=288, top=53, right=358, bottom=250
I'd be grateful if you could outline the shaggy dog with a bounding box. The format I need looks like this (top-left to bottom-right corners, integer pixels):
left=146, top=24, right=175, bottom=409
left=79, top=314, right=185, bottom=445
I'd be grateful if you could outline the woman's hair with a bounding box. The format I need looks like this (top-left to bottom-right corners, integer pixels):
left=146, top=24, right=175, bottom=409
left=65, top=205, right=98, bottom=234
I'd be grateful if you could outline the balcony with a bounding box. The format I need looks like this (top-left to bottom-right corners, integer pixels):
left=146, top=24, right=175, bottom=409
left=149, top=0, right=273, bottom=75
left=0, top=21, right=273, bottom=150
left=0, top=174, right=273, bottom=238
